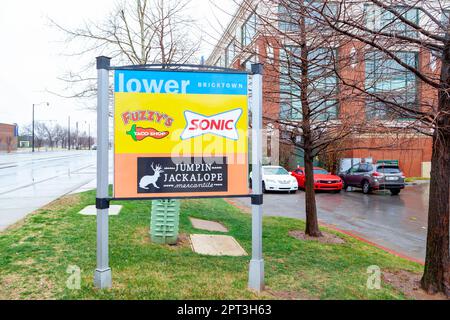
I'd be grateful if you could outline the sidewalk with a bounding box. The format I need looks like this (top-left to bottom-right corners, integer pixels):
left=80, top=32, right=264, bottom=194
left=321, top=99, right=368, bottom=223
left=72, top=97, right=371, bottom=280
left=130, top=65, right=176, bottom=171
left=0, top=150, right=99, bottom=231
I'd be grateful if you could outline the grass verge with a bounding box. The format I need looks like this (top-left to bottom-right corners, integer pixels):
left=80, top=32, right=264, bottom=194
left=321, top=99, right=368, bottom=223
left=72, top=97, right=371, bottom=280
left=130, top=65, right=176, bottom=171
left=0, top=190, right=422, bottom=300
left=405, top=177, right=430, bottom=183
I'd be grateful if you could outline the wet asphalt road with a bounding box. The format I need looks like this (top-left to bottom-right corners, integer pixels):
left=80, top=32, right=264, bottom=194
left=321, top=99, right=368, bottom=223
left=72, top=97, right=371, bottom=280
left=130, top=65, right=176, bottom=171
left=233, top=184, right=430, bottom=261
left=0, top=151, right=98, bottom=231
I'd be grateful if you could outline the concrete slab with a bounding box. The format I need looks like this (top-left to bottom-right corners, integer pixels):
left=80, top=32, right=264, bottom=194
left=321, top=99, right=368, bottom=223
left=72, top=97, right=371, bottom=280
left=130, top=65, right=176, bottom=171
left=79, top=205, right=122, bottom=216
left=189, top=234, right=247, bottom=256
left=189, top=217, right=228, bottom=232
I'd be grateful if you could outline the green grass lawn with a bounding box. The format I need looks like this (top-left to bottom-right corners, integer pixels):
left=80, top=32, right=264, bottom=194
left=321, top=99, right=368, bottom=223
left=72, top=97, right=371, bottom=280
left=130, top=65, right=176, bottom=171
left=0, top=190, right=423, bottom=300
left=405, top=177, right=430, bottom=183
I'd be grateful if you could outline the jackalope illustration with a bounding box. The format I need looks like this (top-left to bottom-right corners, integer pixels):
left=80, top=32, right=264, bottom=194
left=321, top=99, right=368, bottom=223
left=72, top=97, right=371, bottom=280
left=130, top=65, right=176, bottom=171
left=139, top=163, right=164, bottom=190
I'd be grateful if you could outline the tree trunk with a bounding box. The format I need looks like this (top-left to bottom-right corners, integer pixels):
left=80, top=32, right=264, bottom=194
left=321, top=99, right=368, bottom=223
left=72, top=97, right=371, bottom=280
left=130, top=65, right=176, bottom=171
left=421, top=40, right=450, bottom=297
left=421, top=128, right=450, bottom=296
left=298, top=6, right=321, bottom=238
left=304, top=152, right=322, bottom=237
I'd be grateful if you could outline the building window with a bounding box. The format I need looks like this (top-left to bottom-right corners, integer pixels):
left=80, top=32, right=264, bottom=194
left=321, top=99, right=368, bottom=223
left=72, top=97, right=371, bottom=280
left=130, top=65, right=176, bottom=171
left=225, top=40, right=236, bottom=67
left=305, top=1, right=338, bottom=26
left=278, top=1, right=337, bottom=31
left=441, top=9, right=450, bottom=29
left=365, top=5, right=419, bottom=38
left=241, top=55, right=256, bottom=71
left=214, top=56, right=227, bottom=67
left=279, top=47, right=338, bottom=121
left=278, top=4, right=299, bottom=32
left=430, top=50, right=440, bottom=72
left=365, top=51, right=418, bottom=119
left=241, top=13, right=257, bottom=46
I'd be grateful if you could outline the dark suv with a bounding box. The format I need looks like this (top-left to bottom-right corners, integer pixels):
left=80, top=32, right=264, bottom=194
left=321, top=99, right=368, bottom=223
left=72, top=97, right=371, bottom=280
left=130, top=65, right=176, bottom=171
left=339, top=163, right=405, bottom=195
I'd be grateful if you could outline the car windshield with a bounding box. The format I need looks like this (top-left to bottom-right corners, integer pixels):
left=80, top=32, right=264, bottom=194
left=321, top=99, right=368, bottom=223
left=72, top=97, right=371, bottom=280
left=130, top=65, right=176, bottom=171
left=313, top=169, right=328, bottom=174
left=377, top=166, right=401, bottom=174
left=263, top=167, right=289, bottom=175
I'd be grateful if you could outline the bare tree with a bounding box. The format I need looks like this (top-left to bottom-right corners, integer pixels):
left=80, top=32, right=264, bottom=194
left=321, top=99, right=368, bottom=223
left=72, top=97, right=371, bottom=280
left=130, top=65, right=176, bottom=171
left=314, top=0, right=450, bottom=296
left=52, top=124, right=67, bottom=149
left=51, top=0, right=201, bottom=100
left=23, top=124, right=45, bottom=150
left=235, top=0, right=368, bottom=237
left=40, top=123, right=55, bottom=150
left=5, top=136, right=14, bottom=153
left=22, top=122, right=64, bottom=150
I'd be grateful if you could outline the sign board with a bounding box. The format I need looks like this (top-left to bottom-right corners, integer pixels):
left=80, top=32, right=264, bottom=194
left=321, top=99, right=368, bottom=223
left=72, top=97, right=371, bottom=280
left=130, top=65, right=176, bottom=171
left=113, top=70, right=249, bottom=198
left=95, top=57, right=264, bottom=292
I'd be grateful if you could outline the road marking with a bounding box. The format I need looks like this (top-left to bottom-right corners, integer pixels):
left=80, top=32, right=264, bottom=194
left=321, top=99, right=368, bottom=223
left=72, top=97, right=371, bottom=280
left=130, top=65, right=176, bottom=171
left=0, top=165, right=18, bottom=170
left=0, top=153, right=88, bottom=167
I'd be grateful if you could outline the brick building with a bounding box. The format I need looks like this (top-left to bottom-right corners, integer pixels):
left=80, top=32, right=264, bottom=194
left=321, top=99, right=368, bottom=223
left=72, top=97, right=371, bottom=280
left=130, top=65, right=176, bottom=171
left=0, top=123, right=18, bottom=152
left=206, top=0, right=441, bottom=177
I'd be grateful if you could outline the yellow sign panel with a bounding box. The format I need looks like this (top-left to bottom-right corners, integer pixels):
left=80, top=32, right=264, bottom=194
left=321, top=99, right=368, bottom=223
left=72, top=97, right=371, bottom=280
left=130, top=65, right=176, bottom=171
left=113, top=69, right=249, bottom=198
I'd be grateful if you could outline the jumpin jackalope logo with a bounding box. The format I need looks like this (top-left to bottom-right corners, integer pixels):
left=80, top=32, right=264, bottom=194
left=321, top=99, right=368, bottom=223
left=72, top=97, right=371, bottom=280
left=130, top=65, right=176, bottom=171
left=139, top=163, right=164, bottom=189
left=137, top=157, right=228, bottom=194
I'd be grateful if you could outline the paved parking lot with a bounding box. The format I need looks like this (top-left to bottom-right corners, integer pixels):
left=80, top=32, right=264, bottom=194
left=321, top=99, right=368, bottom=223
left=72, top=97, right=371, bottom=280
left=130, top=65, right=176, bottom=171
left=233, top=183, right=430, bottom=261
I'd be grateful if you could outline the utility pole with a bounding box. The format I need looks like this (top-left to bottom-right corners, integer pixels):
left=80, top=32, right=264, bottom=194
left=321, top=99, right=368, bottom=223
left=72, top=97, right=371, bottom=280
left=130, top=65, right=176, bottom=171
left=76, top=121, right=79, bottom=150
left=68, top=116, right=71, bottom=150
left=32, top=104, right=35, bottom=153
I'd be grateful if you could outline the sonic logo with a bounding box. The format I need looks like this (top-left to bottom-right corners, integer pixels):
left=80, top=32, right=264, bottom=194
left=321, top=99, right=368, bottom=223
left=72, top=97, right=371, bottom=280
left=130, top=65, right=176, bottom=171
left=127, top=124, right=169, bottom=141
left=181, top=108, right=242, bottom=141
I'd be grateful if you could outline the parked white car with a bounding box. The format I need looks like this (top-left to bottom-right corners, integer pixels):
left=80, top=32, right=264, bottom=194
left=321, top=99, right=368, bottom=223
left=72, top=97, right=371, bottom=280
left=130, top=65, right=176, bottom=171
left=250, top=166, right=298, bottom=193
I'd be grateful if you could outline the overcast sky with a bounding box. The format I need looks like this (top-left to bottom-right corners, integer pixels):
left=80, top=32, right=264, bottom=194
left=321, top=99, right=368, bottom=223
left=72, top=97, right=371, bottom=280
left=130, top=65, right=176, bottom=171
left=0, top=0, right=235, bottom=134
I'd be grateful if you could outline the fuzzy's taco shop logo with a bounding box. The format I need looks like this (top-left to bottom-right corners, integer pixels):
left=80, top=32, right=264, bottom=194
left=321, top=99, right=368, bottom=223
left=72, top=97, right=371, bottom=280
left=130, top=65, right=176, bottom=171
left=121, top=110, right=173, bottom=141
left=126, top=125, right=169, bottom=141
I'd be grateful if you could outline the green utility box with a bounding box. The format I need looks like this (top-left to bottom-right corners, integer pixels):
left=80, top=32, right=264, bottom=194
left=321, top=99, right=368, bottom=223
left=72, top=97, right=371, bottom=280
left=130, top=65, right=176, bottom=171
left=150, top=200, right=181, bottom=245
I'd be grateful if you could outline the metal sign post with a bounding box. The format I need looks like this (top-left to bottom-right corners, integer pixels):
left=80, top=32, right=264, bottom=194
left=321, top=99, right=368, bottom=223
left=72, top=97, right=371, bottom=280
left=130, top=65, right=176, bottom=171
left=248, top=63, right=265, bottom=292
left=94, top=56, right=112, bottom=289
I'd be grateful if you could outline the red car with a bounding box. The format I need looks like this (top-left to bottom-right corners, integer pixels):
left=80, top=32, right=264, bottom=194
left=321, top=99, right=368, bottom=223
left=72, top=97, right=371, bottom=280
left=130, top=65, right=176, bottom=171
left=291, top=167, right=343, bottom=192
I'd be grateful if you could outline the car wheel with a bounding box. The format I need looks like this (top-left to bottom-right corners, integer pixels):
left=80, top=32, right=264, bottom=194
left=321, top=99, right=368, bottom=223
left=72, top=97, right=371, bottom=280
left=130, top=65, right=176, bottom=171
left=262, top=181, right=266, bottom=194
left=342, top=181, right=348, bottom=191
left=390, top=189, right=401, bottom=196
left=362, top=180, right=371, bottom=194
left=291, top=190, right=297, bottom=194
left=334, top=189, right=341, bottom=194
